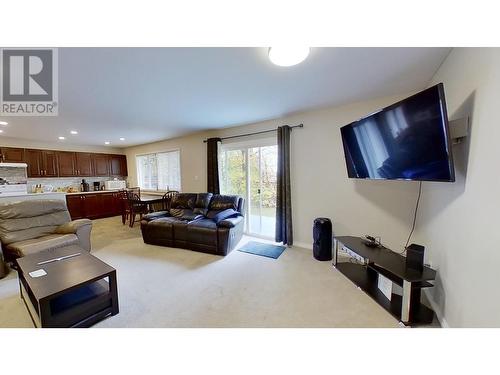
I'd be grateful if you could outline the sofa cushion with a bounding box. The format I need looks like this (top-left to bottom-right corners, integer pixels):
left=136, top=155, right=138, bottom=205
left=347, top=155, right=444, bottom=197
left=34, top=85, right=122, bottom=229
left=171, top=193, right=197, bottom=209
left=212, top=208, right=241, bottom=224
left=6, top=234, right=79, bottom=258
left=206, top=195, right=240, bottom=219
left=187, top=219, right=217, bottom=246
left=142, top=211, right=170, bottom=222
left=193, top=193, right=213, bottom=215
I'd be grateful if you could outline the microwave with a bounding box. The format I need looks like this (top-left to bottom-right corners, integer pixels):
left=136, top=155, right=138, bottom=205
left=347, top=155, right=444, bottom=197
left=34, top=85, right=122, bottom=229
left=104, top=180, right=127, bottom=190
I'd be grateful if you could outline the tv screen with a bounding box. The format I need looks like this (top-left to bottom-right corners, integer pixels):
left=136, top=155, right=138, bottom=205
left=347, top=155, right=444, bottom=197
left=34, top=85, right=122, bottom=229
left=340, top=83, right=455, bottom=182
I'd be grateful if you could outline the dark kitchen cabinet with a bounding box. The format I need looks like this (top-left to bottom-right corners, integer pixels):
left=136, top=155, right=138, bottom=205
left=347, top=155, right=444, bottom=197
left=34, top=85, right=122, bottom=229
left=0, top=147, right=25, bottom=163
left=82, top=194, right=101, bottom=219
left=75, top=152, right=93, bottom=176
left=66, top=192, right=124, bottom=220
left=26, top=149, right=58, bottom=177
left=66, top=195, right=85, bottom=220
left=109, top=154, right=127, bottom=176
left=2, top=145, right=128, bottom=178
left=92, top=154, right=109, bottom=176
left=26, top=149, right=43, bottom=177
left=43, top=150, right=58, bottom=177
left=57, top=151, right=76, bottom=177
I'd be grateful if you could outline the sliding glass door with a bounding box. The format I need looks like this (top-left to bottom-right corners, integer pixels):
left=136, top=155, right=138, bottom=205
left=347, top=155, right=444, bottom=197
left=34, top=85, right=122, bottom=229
left=219, top=138, right=277, bottom=238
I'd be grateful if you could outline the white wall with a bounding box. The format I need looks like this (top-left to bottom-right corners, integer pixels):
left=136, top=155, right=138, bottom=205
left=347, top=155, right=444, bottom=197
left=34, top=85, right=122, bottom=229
left=413, top=48, right=500, bottom=327
left=125, top=94, right=421, bottom=251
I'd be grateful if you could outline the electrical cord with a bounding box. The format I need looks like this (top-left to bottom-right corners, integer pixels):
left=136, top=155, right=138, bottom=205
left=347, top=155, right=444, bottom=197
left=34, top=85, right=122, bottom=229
left=400, top=181, right=423, bottom=254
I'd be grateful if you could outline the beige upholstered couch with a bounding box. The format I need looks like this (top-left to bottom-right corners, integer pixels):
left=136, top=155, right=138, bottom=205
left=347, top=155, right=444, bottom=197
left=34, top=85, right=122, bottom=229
left=0, top=199, right=92, bottom=261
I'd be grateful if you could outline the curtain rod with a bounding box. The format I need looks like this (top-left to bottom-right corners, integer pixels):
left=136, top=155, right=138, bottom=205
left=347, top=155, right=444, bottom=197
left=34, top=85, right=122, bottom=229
left=203, top=124, right=303, bottom=143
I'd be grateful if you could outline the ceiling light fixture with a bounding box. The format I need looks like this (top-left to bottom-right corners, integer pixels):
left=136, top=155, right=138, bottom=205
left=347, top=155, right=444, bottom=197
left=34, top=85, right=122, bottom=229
left=0, top=130, right=3, bottom=133
left=58, top=136, right=66, bottom=140
left=70, top=130, right=78, bottom=135
left=119, top=137, right=125, bottom=141
left=104, top=141, right=110, bottom=145
left=268, top=47, right=310, bottom=67
left=0, top=121, right=8, bottom=126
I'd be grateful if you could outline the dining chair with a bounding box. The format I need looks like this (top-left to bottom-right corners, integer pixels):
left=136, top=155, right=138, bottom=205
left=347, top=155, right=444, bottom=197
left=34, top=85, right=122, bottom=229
left=118, top=189, right=130, bottom=225
left=128, top=186, right=141, bottom=198
left=161, top=190, right=179, bottom=211
left=127, top=191, right=148, bottom=227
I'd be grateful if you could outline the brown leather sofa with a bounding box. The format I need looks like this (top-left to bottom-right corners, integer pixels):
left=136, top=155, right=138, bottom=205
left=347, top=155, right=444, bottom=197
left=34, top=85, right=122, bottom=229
left=0, top=199, right=92, bottom=262
left=140, top=193, right=244, bottom=256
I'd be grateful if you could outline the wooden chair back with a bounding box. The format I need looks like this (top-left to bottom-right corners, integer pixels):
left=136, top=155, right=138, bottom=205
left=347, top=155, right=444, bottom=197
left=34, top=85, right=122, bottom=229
left=161, top=190, right=179, bottom=211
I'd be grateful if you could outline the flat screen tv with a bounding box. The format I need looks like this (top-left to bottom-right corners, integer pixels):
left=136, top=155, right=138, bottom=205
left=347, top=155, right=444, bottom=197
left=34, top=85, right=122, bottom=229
left=340, top=83, right=455, bottom=182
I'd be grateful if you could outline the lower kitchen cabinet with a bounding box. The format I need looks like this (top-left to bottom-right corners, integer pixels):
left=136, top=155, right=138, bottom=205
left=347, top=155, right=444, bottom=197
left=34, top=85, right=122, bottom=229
left=66, top=192, right=123, bottom=220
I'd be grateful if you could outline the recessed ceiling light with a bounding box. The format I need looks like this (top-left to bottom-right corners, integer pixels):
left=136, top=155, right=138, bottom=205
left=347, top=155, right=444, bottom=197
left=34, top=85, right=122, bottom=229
left=70, top=130, right=78, bottom=135
left=0, top=121, right=8, bottom=126
left=268, top=47, right=310, bottom=67
left=58, top=136, right=66, bottom=140
left=119, top=137, right=125, bottom=141
left=104, top=141, right=110, bottom=145
left=0, top=130, right=3, bottom=133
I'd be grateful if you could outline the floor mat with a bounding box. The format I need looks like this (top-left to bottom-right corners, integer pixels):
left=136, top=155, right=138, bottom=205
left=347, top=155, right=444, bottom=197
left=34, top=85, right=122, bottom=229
left=238, top=241, right=286, bottom=259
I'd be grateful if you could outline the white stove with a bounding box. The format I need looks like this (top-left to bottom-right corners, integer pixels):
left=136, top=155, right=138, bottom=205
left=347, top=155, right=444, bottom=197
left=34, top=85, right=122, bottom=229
left=0, top=162, right=28, bottom=196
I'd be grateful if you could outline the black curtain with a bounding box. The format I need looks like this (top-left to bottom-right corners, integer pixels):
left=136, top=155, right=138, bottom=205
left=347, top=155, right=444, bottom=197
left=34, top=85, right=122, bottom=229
left=275, top=125, right=293, bottom=246
left=207, top=137, right=221, bottom=194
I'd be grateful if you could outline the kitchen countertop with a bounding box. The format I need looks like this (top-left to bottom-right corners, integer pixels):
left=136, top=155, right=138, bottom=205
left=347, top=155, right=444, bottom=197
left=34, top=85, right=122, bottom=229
left=64, top=190, right=123, bottom=195
left=1, top=190, right=166, bottom=199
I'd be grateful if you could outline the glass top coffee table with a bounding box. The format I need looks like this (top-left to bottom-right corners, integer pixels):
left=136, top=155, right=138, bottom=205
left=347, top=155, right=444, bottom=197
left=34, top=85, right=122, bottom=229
left=16, top=245, right=119, bottom=328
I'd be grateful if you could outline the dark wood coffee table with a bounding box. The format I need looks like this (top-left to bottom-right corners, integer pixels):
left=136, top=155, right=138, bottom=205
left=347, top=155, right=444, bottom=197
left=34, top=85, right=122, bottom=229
left=16, top=245, right=119, bottom=328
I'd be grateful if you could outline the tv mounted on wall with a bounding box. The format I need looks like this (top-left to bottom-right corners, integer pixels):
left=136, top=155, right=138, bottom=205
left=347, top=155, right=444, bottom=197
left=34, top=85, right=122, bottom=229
left=340, top=83, right=455, bottom=182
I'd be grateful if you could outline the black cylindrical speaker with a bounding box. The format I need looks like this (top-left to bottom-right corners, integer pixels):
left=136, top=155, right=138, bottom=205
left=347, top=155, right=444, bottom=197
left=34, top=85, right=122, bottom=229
left=313, top=218, right=332, bottom=261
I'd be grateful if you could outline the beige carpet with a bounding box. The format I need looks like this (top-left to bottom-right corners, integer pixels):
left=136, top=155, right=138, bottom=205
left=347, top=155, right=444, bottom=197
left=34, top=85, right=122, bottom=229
left=0, top=217, right=400, bottom=328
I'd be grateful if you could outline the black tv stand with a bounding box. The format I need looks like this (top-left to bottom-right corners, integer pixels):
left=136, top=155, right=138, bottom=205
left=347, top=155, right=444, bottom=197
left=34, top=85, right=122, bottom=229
left=333, top=236, right=436, bottom=326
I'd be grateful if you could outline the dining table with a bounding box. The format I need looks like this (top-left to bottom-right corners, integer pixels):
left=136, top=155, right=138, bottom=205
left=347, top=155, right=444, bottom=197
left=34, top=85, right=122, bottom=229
left=137, top=194, right=166, bottom=212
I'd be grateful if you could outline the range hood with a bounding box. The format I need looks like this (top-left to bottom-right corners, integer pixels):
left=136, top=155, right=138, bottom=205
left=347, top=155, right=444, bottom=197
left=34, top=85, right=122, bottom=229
left=0, top=162, right=28, bottom=168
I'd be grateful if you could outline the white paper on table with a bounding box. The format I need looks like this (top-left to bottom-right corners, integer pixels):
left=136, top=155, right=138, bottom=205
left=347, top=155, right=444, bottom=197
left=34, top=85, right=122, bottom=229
left=29, top=269, right=47, bottom=278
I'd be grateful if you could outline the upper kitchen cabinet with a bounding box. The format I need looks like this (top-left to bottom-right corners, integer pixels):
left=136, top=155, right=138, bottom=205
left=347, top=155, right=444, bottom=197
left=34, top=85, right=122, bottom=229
left=26, top=149, right=58, bottom=177
left=57, top=151, right=77, bottom=177
left=3, top=147, right=127, bottom=178
left=0, top=147, right=25, bottom=163
left=92, top=153, right=110, bottom=176
left=109, top=154, right=128, bottom=176
left=75, top=152, right=94, bottom=176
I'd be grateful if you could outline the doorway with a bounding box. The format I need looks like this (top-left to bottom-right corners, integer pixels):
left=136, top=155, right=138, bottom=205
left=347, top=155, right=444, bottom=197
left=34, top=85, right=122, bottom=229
left=219, top=138, right=278, bottom=239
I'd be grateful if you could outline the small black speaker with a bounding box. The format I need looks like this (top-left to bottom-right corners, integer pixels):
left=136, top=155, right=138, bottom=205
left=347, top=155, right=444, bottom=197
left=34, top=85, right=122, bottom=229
left=406, top=243, right=425, bottom=272
left=313, top=218, right=332, bottom=261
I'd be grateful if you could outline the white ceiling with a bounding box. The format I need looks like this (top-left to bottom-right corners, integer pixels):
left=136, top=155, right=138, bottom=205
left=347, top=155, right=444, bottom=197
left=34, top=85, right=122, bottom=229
left=0, top=47, right=451, bottom=148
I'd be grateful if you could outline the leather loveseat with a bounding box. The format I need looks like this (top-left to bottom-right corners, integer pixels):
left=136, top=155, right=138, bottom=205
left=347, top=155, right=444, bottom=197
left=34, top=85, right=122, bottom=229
left=0, top=199, right=92, bottom=262
left=140, top=193, right=244, bottom=256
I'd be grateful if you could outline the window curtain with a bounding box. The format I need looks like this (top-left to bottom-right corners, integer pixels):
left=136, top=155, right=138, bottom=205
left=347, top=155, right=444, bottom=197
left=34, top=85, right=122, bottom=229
left=275, top=125, right=293, bottom=246
left=207, top=137, right=222, bottom=194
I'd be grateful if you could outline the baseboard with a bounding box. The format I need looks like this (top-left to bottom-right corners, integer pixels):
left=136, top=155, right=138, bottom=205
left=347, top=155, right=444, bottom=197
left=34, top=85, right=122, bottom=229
left=423, top=288, right=450, bottom=328
left=292, top=241, right=312, bottom=250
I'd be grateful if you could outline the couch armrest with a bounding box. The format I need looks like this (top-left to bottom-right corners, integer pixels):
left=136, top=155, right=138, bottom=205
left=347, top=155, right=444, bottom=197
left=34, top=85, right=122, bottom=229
left=55, top=219, right=92, bottom=252
left=217, top=216, right=243, bottom=228
left=55, top=219, right=92, bottom=234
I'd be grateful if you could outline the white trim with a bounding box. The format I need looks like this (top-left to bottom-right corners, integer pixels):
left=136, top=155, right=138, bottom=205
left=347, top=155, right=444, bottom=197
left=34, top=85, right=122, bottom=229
left=423, top=288, right=449, bottom=328
left=292, top=241, right=313, bottom=250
